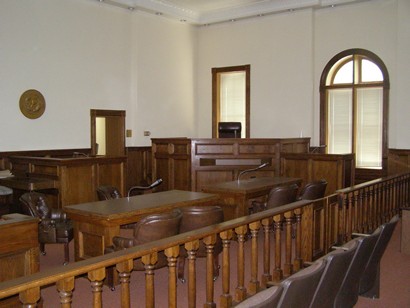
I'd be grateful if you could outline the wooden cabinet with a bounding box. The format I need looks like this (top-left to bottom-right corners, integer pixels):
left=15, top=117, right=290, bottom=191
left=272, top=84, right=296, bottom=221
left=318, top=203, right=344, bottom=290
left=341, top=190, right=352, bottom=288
left=152, top=138, right=310, bottom=192
left=9, top=156, right=126, bottom=209
left=280, top=153, right=355, bottom=195
left=0, top=214, right=39, bottom=307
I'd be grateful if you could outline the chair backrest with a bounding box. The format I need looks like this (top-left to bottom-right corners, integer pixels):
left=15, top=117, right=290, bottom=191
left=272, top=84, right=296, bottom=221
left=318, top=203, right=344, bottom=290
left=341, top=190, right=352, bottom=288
left=218, top=122, right=242, bottom=138
left=359, top=214, right=399, bottom=295
left=266, top=184, right=299, bottom=209
left=235, top=285, right=283, bottom=308
left=179, top=205, right=224, bottom=256
left=133, top=209, right=182, bottom=245
left=96, top=186, right=122, bottom=200
left=334, top=228, right=381, bottom=308
left=277, top=259, right=327, bottom=308
left=297, top=179, right=328, bottom=200
left=179, top=205, right=224, bottom=233
left=309, top=239, right=359, bottom=308
left=20, top=192, right=51, bottom=219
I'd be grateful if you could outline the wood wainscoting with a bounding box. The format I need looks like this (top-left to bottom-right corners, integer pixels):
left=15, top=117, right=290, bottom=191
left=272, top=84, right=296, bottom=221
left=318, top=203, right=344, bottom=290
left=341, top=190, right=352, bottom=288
left=152, top=138, right=310, bottom=192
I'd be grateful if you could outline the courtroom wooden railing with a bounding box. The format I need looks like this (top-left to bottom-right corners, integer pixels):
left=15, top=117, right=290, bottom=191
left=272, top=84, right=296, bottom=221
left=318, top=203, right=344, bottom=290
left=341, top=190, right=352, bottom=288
left=0, top=172, right=409, bottom=308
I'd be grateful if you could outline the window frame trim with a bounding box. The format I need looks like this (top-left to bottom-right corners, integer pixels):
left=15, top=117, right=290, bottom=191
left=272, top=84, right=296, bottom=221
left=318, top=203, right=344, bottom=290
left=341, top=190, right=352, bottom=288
left=319, top=48, right=390, bottom=171
left=212, top=64, right=251, bottom=138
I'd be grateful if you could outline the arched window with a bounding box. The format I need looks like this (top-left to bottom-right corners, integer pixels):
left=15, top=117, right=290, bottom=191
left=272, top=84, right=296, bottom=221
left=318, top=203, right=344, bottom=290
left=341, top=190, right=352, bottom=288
left=320, top=49, right=389, bottom=174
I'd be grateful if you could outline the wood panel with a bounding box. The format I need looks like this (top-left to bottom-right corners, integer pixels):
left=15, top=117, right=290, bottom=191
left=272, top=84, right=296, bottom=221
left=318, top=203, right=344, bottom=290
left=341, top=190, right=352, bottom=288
left=388, top=149, right=410, bottom=175
left=0, top=214, right=39, bottom=307
left=154, top=138, right=309, bottom=192
left=8, top=156, right=126, bottom=209
left=280, top=153, right=355, bottom=196
left=126, top=147, right=152, bottom=189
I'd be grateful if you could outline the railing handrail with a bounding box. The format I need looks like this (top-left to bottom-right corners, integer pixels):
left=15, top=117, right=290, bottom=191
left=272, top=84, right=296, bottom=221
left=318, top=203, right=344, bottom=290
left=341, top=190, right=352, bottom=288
left=0, top=199, right=312, bottom=299
left=336, top=172, right=409, bottom=194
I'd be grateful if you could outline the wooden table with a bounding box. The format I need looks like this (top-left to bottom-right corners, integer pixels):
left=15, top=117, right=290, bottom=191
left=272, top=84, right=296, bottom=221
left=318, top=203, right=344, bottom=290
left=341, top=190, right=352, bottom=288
left=65, top=190, right=219, bottom=261
left=0, top=176, right=56, bottom=191
left=202, top=176, right=302, bottom=220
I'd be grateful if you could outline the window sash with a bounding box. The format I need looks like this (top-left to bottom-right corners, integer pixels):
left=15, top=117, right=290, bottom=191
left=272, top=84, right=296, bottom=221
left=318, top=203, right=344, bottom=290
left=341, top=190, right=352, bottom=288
left=355, top=87, right=383, bottom=168
left=327, top=89, right=353, bottom=154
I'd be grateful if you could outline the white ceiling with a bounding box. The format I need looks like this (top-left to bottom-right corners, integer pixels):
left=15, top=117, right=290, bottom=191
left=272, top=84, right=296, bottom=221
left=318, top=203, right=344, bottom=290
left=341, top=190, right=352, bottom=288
left=95, top=0, right=372, bottom=25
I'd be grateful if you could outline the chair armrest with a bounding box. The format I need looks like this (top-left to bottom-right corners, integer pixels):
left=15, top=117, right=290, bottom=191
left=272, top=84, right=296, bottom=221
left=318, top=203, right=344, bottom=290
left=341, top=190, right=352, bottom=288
left=50, top=209, right=68, bottom=221
left=351, top=232, right=370, bottom=237
left=251, top=200, right=267, bottom=213
left=112, top=236, right=134, bottom=249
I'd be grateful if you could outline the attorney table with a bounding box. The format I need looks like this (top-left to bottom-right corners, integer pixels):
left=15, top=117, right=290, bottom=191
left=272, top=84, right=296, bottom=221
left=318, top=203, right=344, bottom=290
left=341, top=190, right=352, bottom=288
left=202, top=176, right=302, bottom=220
left=65, top=190, right=219, bottom=261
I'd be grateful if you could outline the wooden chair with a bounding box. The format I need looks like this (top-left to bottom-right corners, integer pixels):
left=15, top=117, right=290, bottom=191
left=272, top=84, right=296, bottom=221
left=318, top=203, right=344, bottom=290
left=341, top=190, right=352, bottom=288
left=20, top=192, right=73, bottom=265
left=177, top=205, right=224, bottom=283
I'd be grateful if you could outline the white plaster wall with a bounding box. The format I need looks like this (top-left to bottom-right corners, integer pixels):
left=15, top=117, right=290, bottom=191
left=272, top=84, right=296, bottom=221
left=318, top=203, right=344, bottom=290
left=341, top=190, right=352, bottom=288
left=313, top=0, right=405, bottom=148
left=0, top=0, right=132, bottom=151
left=130, top=13, right=197, bottom=146
left=396, top=0, right=410, bottom=149
left=0, top=0, right=409, bottom=151
left=196, top=10, right=314, bottom=139
left=195, top=0, right=410, bottom=148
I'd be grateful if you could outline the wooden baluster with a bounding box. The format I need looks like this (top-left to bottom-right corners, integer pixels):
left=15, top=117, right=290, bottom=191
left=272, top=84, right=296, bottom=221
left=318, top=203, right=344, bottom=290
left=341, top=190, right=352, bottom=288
left=272, top=214, right=283, bottom=282
left=363, top=188, right=369, bottom=233
left=203, top=234, right=217, bottom=308
left=284, top=211, right=294, bottom=277
left=352, top=190, right=361, bottom=232
left=293, top=208, right=303, bottom=271
left=142, top=253, right=158, bottom=308
left=261, top=218, right=272, bottom=287
left=185, top=240, right=199, bottom=308
left=116, top=259, right=133, bottom=308
left=369, top=185, right=375, bottom=230
left=165, top=246, right=179, bottom=308
left=20, top=287, right=41, bottom=308
left=347, top=192, right=353, bottom=240
left=57, top=277, right=75, bottom=308
left=338, top=193, right=347, bottom=244
left=235, top=225, right=247, bottom=302
left=248, top=221, right=261, bottom=295
left=88, top=268, right=105, bottom=308
left=220, top=230, right=233, bottom=308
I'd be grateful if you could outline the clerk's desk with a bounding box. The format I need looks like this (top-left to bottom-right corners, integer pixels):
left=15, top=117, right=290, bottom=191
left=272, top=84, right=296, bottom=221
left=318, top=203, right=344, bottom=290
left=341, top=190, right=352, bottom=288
left=65, top=190, right=219, bottom=261
left=202, top=176, right=302, bottom=220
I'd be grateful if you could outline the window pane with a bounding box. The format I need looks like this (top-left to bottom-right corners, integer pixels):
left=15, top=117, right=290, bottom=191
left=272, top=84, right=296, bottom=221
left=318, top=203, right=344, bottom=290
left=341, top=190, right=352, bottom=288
left=220, top=72, right=246, bottom=137
left=361, top=59, right=383, bottom=82
left=333, top=61, right=353, bottom=84
left=356, top=87, right=383, bottom=168
left=327, top=89, right=353, bottom=154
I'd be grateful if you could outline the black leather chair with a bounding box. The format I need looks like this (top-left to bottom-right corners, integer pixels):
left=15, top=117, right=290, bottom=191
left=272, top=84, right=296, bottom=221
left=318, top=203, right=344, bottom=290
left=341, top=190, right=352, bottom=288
left=333, top=228, right=381, bottom=307
left=218, top=122, right=242, bottom=138
left=309, top=239, right=359, bottom=308
left=251, top=184, right=299, bottom=213
left=236, top=259, right=326, bottom=308
left=20, top=192, right=73, bottom=265
left=357, top=215, right=399, bottom=298
left=104, top=209, right=182, bottom=289
left=177, top=205, right=224, bottom=283
left=297, top=179, right=327, bottom=200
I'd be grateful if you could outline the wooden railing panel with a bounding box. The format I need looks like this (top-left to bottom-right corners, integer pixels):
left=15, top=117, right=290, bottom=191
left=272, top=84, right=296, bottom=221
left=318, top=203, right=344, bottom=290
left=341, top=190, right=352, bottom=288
left=0, top=173, right=409, bottom=307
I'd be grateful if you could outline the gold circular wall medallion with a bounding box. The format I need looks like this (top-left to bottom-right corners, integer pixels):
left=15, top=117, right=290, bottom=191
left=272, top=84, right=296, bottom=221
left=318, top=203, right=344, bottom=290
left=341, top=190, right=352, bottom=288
left=19, top=89, right=46, bottom=119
